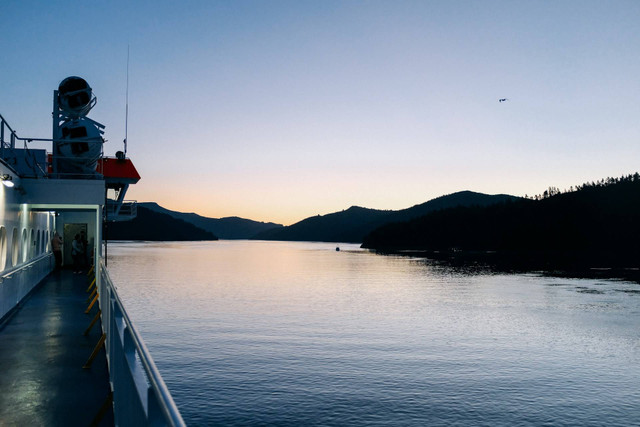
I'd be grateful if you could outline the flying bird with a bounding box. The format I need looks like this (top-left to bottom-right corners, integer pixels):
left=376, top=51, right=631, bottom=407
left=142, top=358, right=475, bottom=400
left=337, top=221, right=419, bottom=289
left=498, top=98, right=509, bottom=102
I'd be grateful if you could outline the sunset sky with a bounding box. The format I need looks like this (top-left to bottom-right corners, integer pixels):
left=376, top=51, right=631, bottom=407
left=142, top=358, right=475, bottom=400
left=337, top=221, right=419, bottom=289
left=1, top=1, right=639, bottom=225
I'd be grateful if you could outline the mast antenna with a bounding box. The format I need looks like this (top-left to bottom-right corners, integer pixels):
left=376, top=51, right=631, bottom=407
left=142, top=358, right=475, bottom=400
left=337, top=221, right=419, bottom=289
left=124, top=45, right=129, bottom=157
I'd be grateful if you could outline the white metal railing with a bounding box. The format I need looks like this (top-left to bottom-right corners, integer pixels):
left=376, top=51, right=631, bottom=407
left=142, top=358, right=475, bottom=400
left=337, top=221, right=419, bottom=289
left=106, top=200, right=138, bottom=222
left=0, top=253, right=54, bottom=321
left=0, top=113, right=19, bottom=156
left=98, top=261, right=185, bottom=426
left=1, top=113, right=103, bottom=179
left=0, top=252, right=53, bottom=280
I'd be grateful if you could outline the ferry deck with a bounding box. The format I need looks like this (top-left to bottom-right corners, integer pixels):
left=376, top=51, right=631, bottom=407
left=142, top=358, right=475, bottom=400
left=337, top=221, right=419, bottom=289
left=0, top=269, right=113, bottom=425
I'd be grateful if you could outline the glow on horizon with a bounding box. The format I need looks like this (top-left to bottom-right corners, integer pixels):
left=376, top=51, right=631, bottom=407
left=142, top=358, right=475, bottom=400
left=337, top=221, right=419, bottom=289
left=2, top=1, right=640, bottom=226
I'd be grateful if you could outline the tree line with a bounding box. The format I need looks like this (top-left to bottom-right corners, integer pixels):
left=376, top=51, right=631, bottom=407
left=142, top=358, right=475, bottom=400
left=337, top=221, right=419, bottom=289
left=526, top=172, right=640, bottom=200
left=362, top=172, right=640, bottom=269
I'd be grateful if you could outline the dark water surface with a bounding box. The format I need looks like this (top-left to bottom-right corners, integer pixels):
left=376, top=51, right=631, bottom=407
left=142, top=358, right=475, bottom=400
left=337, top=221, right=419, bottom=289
left=107, top=241, right=640, bottom=426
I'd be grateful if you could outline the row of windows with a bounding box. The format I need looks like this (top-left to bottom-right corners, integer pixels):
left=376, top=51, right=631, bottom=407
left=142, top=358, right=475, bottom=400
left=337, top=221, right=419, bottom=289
left=0, top=226, right=51, bottom=271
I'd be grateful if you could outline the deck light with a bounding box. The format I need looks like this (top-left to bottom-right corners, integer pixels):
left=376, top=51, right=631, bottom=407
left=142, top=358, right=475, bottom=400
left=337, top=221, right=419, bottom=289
left=1, top=175, right=14, bottom=188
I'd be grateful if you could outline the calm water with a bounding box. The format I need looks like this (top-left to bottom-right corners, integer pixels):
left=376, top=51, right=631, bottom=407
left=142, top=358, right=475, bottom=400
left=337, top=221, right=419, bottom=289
left=107, top=241, right=640, bottom=426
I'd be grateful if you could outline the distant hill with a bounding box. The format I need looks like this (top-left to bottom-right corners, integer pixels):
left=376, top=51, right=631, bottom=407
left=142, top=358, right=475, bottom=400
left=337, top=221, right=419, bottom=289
left=106, top=206, right=218, bottom=241
left=252, top=191, right=518, bottom=243
left=252, top=206, right=391, bottom=243
left=140, top=202, right=283, bottom=239
left=361, top=175, right=640, bottom=267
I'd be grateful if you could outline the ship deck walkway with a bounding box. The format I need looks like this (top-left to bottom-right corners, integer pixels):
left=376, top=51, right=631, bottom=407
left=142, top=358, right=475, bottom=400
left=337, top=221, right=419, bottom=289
left=0, top=269, right=113, bottom=426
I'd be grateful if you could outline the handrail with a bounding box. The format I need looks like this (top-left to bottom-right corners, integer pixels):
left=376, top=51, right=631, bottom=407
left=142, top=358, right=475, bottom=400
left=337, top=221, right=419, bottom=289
left=106, top=200, right=137, bottom=216
left=0, top=253, right=54, bottom=322
left=0, top=113, right=17, bottom=133
left=98, top=260, right=186, bottom=426
left=0, top=113, right=17, bottom=155
left=1, top=113, right=54, bottom=149
left=1, top=114, right=101, bottom=145
left=1, top=252, right=53, bottom=280
left=1, top=113, right=104, bottom=179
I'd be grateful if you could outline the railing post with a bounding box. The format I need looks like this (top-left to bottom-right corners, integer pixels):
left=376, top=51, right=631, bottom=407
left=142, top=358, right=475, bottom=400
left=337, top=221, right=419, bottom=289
left=147, top=387, right=164, bottom=426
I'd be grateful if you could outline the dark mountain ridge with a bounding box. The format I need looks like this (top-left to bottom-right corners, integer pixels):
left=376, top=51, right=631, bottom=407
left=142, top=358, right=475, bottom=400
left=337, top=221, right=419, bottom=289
left=252, top=191, right=519, bottom=243
left=361, top=174, right=640, bottom=268
left=106, top=206, right=218, bottom=241
left=140, top=202, right=283, bottom=239
left=252, top=205, right=391, bottom=243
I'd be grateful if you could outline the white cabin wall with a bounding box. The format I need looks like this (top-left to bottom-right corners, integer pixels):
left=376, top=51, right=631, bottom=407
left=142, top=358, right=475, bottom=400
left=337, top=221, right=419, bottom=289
left=0, top=171, right=56, bottom=321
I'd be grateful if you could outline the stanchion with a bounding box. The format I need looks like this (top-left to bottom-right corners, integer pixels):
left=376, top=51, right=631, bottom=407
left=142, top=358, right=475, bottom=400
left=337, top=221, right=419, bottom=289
left=85, top=293, right=99, bottom=314
left=84, top=309, right=101, bottom=336
left=90, top=391, right=113, bottom=427
left=83, top=332, right=106, bottom=369
left=86, top=286, right=97, bottom=303
left=86, top=277, right=96, bottom=293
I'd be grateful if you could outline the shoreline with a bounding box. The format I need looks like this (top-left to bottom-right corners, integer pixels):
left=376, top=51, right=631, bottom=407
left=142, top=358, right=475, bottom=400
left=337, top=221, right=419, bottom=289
left=371, top=248, right=640, bottom=283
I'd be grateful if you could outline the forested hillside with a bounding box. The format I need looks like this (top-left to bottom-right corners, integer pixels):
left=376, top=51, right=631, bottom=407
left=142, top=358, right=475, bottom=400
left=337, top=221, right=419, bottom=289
left=140, top=203, right=282, bottom=239
left=252, top=191, right=517, bottom=243
left=106, top=206, right=218, bottom=241
left=362, top=174, right=640, bottom=267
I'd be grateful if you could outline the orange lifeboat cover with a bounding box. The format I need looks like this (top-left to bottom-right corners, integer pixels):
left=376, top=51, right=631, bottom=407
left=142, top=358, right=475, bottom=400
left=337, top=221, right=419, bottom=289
left=97, top=157, right=141, bottom=183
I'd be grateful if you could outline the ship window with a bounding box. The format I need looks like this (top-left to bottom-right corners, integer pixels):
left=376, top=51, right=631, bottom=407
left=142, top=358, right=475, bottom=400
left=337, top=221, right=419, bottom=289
left=21, top=229, right=27, bottom=262
left=11, top=228, right=19, bottom=267
left=0, top=227, right=6, bottom=271
left=46, top=230, right=51, bottom=252
left=36, top=230, right=42, bottom=255
left=30, top=229, right=35, bottom=259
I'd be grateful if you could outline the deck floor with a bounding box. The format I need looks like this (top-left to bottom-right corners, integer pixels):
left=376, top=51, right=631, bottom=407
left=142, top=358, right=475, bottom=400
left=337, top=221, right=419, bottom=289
left=0, top=269, right=113, bottom=426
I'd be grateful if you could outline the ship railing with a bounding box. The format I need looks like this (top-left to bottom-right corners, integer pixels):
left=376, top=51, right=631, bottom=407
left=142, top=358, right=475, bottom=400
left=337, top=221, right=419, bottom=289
left=106, top=200, right=138, bottom=222
left=47, top=150, right=105, bottom=179
left=0, top=253, right=54, bottom=322
left=0, top=252, right=53, bottom=280
left=0, top=114, right=53, bottom=177
left=0, top=113, right=19, bottom=154
left=0, top=115, right=104, bottom=179
left=98, top=260, right=186, bottom=426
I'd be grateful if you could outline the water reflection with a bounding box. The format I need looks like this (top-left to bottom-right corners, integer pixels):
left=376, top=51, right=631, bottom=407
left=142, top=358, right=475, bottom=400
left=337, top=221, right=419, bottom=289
left=107, top=241, right=640, bottom=426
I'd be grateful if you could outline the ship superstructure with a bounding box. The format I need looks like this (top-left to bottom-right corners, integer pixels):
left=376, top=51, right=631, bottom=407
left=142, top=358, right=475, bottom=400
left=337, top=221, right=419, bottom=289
left=0, top=77, right=184, bottom=425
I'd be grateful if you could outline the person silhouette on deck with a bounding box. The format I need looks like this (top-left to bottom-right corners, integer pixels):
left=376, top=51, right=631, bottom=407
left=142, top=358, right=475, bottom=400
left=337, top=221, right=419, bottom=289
left=72, top=234, right=84, bottom=274
left=52, top=232, right=63, bottom=270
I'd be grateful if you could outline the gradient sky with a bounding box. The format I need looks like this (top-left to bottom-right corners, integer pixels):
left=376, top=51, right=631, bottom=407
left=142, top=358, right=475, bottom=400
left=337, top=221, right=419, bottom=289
left=1, top=1, right=639, bottom=225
